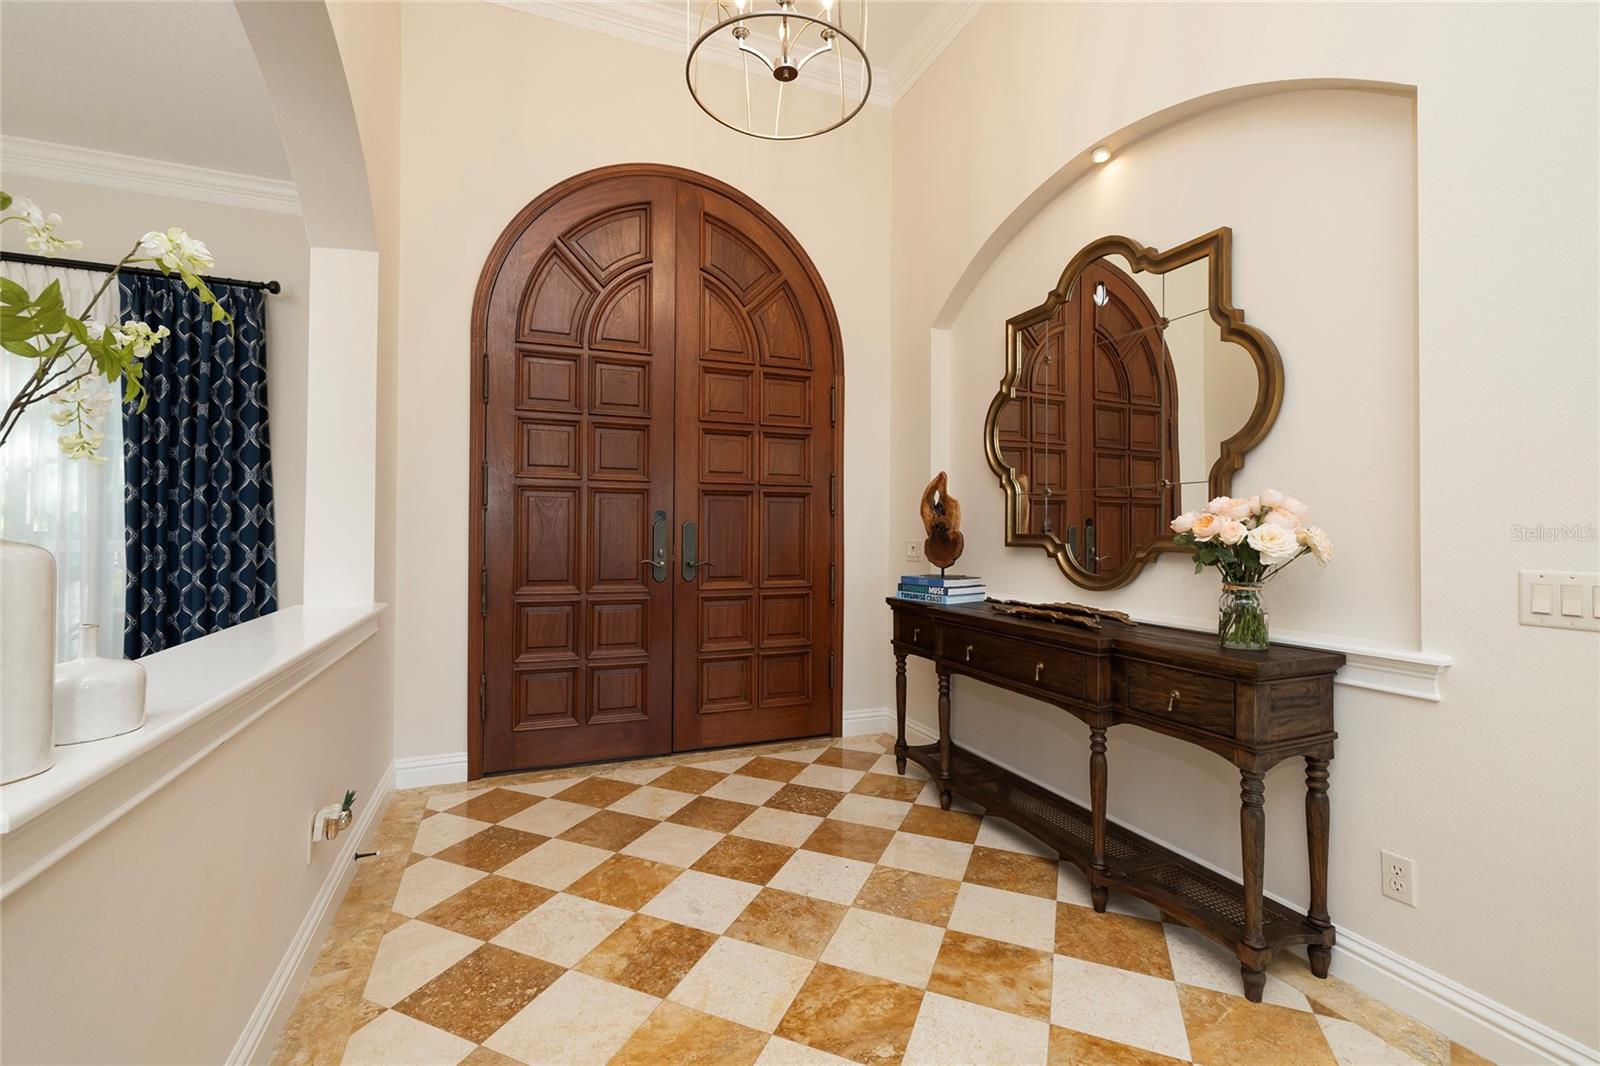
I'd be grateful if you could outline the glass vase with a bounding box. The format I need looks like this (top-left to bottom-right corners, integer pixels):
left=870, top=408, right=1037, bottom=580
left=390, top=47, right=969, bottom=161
left=1218, top=582, right=1269, bottom=650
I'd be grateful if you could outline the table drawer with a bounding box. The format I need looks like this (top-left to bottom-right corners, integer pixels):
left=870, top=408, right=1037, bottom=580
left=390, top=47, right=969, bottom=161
left=942, top=625, right=1093, bottom=702
left=894, top=612, right=935, bottom=652
left=1121, top=661, right=1235, bottom=736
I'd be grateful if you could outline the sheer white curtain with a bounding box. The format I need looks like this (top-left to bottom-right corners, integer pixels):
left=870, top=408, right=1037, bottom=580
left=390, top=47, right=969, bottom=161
left=0, top=263, right=126, bottom=660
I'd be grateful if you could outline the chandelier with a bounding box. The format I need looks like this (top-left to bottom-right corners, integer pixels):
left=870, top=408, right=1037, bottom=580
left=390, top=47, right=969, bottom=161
left=685, top=0, right=871, bottom=141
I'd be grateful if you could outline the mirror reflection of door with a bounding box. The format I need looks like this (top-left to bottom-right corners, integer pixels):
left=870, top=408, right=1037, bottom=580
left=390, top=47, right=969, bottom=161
left=1003, top=258, right=1178, bottom=573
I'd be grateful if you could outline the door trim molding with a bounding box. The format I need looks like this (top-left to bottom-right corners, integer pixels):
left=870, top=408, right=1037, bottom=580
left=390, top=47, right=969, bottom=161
left=467, top=163, right=846, bottom=780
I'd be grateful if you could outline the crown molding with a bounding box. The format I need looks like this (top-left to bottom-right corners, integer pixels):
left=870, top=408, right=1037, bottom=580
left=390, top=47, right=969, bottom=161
left=489, top=0, right=970, bottom=110
left=0, top=136, right=300, bottom=216
left=885, top=0, right=984, bottom=104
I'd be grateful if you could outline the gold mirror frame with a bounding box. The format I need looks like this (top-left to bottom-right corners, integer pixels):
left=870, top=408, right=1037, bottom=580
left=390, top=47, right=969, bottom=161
left=983, top=227, right=1284, bottom=590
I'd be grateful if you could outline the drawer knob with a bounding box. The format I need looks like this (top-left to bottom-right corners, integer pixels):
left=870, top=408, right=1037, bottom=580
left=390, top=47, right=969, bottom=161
left=1167, top=689, right=1181, bottom=712
left=1034, top=662, right=1045, bottom=681
left=913, top=627, right=920, bottom=642
left=965, top=644, right=974, bottom=663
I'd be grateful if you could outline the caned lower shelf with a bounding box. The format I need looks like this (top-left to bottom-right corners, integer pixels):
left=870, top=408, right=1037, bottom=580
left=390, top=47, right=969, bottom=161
left=902, top=741, right=1329, bottom=958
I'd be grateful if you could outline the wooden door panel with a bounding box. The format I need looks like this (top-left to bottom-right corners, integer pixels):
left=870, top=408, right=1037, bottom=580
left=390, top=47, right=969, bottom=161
left=673, top=182, right=834, bottom=750
left=476, top=167, right=840, bottom=776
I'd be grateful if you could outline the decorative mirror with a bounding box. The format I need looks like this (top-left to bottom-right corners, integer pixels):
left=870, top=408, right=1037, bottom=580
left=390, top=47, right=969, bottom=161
left=984, top=228, right=1283, bottom=589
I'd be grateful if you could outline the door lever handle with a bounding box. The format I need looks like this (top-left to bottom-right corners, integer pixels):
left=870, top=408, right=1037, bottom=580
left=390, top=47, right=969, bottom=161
left=681, top=520, right=711, bottom=581
left=642, top=510, right=669, bottom=582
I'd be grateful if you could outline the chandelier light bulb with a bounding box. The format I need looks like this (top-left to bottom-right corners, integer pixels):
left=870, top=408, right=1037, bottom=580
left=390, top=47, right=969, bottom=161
left=1091, top=145, right=1112, bottom=165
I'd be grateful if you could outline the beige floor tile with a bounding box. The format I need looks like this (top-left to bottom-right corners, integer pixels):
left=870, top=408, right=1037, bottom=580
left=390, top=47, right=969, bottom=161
left=494, top=838, right=611, bottom=891
left=602, top=763, right=670, bottom=785
left=827, top=792, right=912, bottom=831
left=640, top=868, right=763, bottom=933
left=966, top=845, right=1059, bottom=898
left=768, top=850, right=874, bottom=905
left=769, top=745, right=831, bottom=764
left=392, top=858, right=487, bottom=917
left=606, top=784, right=695, bottom=820
left=565, top=853, right=681, bottom=910
left=431, top=826, right=547, bottom=874
left=574, top=913, right=718, bottom=997
left=754, top=1036, right=858, bottom=1065
left=442, top=788, right=541, bottom=824
left=417, top=875, right=553, bottom=941
left=725, top=887, right=849, bottom=960
left=1164, top=923, right=1308, bottom=1010
left=498, top=798, right=596, bottom=837
left=557, top=809, right=656, bottom=850
left=609, top=1001, right=770, bottom=1066
left=692, top=835, right=796, bottom=884
left=835, top=735, right=890, bottom=754
left=853, top=866, right=960, bottom=927
left=1179, top=983, right=1336, bottom=1066
left=704, top=773, right=786, bottom=805
left=851, top=771, right=928, bottom=803
left=622, top=820, right=724, bottom=866
left=775, top=962, right=924, bottom=1064
left=948, top=881, right=1058, bottom=952
left=483, top=969, right=658, bottom=1064
left=1050, top=954, right=1190, bottom=1061
left=1057, top=861, right=1096, bottom=907
left=670, top=795, right=762, bottom=832
left=902, top=990, right=1051, bottom=1066
left=503, top=775, right=585, bottom=798
left=820, top=907, right=946, bottom=987
left=791, top=764, right=866, bottom=792
left=975, top=816, right=1056, bottom=858
left=927, top=929, right=1054, bottom=1021
left=491, top=891, right=632, bottom=966
left=1317, top=1015, right=1419, bottom=1065
left=1055, top=904, right=1173, bottom=980
left=1047, top=1025, right=1190, bottom=1065
left=869, top=754, right=930, bottom=780
left=552, top=776, right=640, bottom=809
left=394, top=944, right=564, bottom=1044
left=670, top=936, right=815, bottom=1032
left=412, top=813, right=494, bottom=856
left=879, top=831, right=974, bottom=881
left=342, top=1009, right=476, bottom=1065
left=427, top=787, right=487, bottom=812
left=690, top=754, right=755, bottom=774
left=732, top=806, right=824, bottom=847
left=363, top=920, right=480, bottom=1007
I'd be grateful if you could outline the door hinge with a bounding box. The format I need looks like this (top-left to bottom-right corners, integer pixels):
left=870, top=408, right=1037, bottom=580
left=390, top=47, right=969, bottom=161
left=829, top=473, right=836, bottom=516
left=478, top=567, right=488, bottom=617
left=478, top=672, right=487, bottom=722
left=829, top=562, right=836, bottom=605
left=480, top=461, right=488, bottom=508
left=829, top=384, right=837, bottom=427
left=829, top=649, right=835, bottom=690
left=480, top=351, right=489, bottom=403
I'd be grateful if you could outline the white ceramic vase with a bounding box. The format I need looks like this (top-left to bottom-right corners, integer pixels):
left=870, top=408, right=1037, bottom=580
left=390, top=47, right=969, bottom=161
left=54, top=623, right=146, bottom=745
left=1, top=538, right=57, bottom=783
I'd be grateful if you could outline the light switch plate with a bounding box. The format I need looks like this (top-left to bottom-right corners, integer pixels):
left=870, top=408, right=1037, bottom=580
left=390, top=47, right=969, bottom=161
left=1519, top=571, right=1600, bottom=631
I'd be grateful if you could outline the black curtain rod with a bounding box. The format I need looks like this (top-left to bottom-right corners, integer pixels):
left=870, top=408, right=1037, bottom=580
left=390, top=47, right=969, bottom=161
left=0, top=250, right=281, bottom=294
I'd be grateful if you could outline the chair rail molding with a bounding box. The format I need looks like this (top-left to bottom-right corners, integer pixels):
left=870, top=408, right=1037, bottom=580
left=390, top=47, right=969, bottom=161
left=0, top=136, right=301, bottom=215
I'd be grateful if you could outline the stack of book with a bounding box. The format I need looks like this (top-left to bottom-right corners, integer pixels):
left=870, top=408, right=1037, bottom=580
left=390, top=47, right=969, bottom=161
left=895, top=574, right=988, bottom=605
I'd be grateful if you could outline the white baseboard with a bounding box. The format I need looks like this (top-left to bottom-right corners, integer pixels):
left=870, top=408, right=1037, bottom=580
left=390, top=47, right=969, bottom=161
left=395, top=752, right=468, bottom=789
left=900, top=719, right=1597, bottom=1065
left=228, top=761, right=396, bottom=1065
left=841, top=706, right=895, bottom=737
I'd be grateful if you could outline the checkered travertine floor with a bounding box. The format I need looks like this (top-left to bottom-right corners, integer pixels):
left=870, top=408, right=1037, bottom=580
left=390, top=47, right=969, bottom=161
left=275, top=734, right=1489, bottom=1066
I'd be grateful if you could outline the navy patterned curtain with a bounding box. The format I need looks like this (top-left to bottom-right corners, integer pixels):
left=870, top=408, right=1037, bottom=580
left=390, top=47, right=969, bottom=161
left=120, top=275, right=277, bottom=658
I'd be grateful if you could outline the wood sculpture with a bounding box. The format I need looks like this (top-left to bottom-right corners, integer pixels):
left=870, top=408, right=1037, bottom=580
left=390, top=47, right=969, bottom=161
left=921, top=472, right=965, bottom=572
left=988, top=598, right=1140, bottom=631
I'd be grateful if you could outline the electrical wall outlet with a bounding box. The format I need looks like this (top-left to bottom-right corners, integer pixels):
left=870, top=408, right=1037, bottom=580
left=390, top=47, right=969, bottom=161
left=1380, top=850, right=1417, bottom=906
left=905, top=540, right=922, bottom=562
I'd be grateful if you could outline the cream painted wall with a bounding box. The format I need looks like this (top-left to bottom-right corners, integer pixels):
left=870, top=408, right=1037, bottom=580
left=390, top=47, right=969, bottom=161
left=0, top=174, right=312, bottom=607
left=374, top=2, right=894, bottom=763
left=0, top=638, right=390, bottom=1064
left=891, top=2, right=1599, bottom=1054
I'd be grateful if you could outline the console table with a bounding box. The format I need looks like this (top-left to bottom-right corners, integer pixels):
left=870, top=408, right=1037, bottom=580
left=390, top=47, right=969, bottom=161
left=887, top=597, right=1344, bottom=1001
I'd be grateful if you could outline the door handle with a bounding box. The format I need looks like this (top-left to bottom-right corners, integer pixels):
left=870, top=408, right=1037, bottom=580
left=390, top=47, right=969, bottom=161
left=681, top=520, right=712, bottom=582
left=639, top=509, right=668, bottom=582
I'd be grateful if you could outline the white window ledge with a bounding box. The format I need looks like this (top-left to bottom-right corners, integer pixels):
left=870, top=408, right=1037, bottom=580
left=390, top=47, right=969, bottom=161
left=0, top=604, right=382, bottom=899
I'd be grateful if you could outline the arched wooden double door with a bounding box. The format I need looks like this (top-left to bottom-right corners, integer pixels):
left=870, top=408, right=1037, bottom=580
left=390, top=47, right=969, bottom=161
left=470, top=166, right=842, bottom=776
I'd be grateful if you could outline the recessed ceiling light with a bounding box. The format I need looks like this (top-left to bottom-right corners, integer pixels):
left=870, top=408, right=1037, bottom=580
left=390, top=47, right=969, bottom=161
left=1091, top=146, right=1112, bottom=165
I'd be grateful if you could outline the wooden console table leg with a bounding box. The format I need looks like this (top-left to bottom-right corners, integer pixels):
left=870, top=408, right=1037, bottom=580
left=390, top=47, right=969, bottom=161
left=936, top=669, right=953, bottom=810
left=1089, top=724, right=1109, bottom=913
left=1305, top=756, right=1333, bottom=979
left=893, top=653, right=909, bottom=774
left=1239, top=768, right=1267, bottom=1002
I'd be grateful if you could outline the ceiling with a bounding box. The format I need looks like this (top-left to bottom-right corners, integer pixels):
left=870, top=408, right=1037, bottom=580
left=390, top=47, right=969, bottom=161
left=0, top=1, right=291, bottom=179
